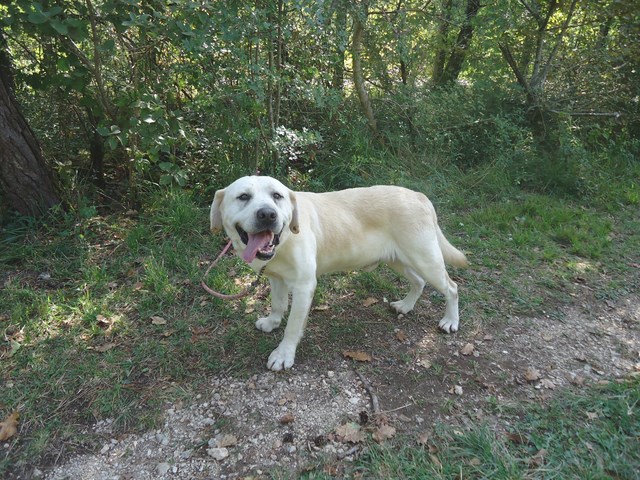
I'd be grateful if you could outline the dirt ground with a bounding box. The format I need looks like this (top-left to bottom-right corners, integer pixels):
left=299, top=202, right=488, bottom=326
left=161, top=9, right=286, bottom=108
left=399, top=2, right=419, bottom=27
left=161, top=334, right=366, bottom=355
left=38, top=280, right=639, bottom=480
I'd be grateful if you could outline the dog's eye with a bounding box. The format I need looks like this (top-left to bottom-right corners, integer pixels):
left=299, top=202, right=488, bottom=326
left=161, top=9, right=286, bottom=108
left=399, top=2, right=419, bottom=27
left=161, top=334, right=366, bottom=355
left=273, top=192, right=283, bottom=200
left=237, top=193, right=251, bottom=201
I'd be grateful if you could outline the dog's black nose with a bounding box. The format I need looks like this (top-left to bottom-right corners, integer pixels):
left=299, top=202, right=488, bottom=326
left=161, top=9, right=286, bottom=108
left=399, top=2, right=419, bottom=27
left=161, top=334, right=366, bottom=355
left=256, top=207, right=277, bottom=222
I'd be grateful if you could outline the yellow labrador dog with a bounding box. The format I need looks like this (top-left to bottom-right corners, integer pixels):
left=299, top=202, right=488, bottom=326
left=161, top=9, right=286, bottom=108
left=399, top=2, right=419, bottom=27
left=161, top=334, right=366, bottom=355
left=210, top=176, right=467, bottom=370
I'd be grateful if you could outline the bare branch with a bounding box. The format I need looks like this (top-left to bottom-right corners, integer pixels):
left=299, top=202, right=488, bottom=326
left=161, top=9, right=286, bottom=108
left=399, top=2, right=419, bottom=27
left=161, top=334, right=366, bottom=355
left=517, top=0, right=541, bottom=23
left=498, top=42, right=533, bottom=101
left=539, top=0, right=578, bottom=85
left=548, top=109, right=622, bottom=118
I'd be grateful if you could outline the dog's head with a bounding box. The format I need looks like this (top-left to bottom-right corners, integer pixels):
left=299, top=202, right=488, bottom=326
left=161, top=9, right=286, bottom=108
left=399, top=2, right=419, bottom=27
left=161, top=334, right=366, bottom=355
left=210, top=176, right=299, bottom=263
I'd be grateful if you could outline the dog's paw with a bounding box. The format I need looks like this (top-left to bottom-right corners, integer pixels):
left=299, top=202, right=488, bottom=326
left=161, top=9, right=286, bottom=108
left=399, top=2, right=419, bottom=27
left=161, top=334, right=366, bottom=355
left=390, top=299, right=414, bottom=315
left=267, top=344, right=296, bottom=371
left=255, top=316, right=281, bottom=333
left=439, top=317, right=459, bottom=333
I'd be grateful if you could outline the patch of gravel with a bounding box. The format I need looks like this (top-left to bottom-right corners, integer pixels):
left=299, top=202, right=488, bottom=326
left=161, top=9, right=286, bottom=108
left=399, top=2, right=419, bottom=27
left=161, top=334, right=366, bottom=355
left=40, top=295, right=639, bottom=479
left=504, top=295, right=640, bottom=392
left=44, top=364, right=366, bottom=480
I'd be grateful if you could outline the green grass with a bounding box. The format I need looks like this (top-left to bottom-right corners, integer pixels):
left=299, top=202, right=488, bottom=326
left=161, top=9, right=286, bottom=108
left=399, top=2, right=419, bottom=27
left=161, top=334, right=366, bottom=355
left=1, top=170, right=639, bottom=476
left=312, top=378, right=639, bottom=480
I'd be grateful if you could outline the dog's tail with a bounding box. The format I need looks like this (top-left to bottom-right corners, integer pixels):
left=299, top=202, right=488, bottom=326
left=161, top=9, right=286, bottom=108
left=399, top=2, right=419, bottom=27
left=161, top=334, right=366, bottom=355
left=437, top=225, right=468, bottom=267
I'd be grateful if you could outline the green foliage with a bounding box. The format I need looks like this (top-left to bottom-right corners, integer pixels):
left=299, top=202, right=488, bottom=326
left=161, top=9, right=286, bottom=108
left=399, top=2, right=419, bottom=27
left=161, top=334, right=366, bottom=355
left=2, top=0, right=637, bottom=210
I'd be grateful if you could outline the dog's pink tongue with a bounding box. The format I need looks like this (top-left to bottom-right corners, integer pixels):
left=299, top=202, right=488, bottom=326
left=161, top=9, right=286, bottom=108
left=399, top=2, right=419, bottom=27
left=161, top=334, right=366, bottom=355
left=242, top=231, right=273, bottom=263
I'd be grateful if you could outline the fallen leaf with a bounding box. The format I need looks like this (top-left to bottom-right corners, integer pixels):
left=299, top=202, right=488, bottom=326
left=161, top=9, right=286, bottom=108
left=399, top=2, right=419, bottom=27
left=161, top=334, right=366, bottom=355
left=162, top=329, right=176, bottom=337
left=417, top=358, right=432, bottom=369
left=372, top=424, right=396, bottom=443
left=334, top=422, right=365, bottom=443
left=416, top=432, right=430, bottom=446
left=524, top=367, right=541, bottom=382
left=0, top=412, right=19, bottom=441
left=93, top=343, right=116, bottom=353
left=342, top=350, right=372, bottom=362
left=151, top=316, right=167, bottom=325
left=505, top=432, right=528, bottom=445
left=460, top=343, right=475, bottom=356
left=569, top=375, right=585, bottom=386
left=313, top=304, right=330, bottom=311
left=96, top=315, right=111, bottom=328
left=279, top=414, right=295, bottom=424
left=132, top=281, right=144, bottom=291
left=395, top=330, right=408, bottom=342
left=362, top=297, right=378, bottom=307
left=216, top=434, right=238, bottom=448
left=586, top=412, right=598, bottom=420
left=469, top=458, right=482, bottom=466
left=539, top=378, right=556, bottom=390
left=529, top=448, right=547, bottom=467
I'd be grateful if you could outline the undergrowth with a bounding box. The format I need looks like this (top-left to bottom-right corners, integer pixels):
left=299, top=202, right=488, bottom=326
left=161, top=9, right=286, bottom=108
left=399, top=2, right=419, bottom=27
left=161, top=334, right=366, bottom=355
left=1, top=158, right=638, bottom=476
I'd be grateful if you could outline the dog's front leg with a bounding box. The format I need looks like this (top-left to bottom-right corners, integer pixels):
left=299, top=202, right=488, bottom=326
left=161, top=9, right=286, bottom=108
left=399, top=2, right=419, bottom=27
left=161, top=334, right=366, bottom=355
left=267, top=279, right=316, bottom=371
left=256, top=276, right=288, bottom=333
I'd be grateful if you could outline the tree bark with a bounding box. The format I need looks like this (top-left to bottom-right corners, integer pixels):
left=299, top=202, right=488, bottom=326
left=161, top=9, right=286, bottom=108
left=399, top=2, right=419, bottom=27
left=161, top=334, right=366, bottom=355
left=0, top=30, right=61, bottom=216
left=352, top=15, right=383, bottom=142
left=440, top=0, right=481, bottom=84
left=498, top=0, right=578, bottom=152
left=432, top=0, right=452, bottom=84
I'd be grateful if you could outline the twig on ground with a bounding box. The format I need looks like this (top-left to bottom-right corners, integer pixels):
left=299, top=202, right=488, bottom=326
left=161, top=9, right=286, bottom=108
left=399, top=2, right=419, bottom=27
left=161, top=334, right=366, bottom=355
left=356, top=370, right=380, bottom=414
left=337, top=445, right=360, bottom=460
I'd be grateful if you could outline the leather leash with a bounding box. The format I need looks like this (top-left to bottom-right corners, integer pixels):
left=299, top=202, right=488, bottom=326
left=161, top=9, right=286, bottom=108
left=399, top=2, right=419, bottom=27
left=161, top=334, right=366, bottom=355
left=201, top=240, right=265, bottom=300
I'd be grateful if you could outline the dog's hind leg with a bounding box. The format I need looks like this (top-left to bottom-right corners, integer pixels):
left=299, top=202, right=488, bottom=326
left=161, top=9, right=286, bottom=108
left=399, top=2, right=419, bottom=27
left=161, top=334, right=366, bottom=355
left=410, top=253, right=460, bottom=333
left=388, top=261, right=425, bottom=314
left=256, top=277, right=288, bottom=333
left=396, top=232, right=461, bottom=333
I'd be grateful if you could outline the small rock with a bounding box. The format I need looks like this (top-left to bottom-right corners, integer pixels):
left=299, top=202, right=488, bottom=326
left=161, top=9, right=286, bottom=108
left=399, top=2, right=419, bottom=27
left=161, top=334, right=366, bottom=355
left=207, top=447, right=229, bottom=460
left=180, top=449, right=193, bottom=460
left=156, top=462, right=171, bottom=475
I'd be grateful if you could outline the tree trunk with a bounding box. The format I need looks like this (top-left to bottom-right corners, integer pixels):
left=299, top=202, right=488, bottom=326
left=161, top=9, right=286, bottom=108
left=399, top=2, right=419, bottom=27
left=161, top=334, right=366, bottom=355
left=432, top=0, right=453, bottom=84
left=331, top=0, right=348, bottom=90
left=0, top=31, right=60, bottom=216
left=352, top=15, right=383, bottom=143
left=440, top=0, right=481, bottom=84
left=498, top=0, right=577, bottom=152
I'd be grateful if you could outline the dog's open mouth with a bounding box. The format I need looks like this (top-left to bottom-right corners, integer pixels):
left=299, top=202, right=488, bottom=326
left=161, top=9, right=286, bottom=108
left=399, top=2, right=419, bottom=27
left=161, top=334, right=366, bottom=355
left=236, top=225, right=280, bottom=263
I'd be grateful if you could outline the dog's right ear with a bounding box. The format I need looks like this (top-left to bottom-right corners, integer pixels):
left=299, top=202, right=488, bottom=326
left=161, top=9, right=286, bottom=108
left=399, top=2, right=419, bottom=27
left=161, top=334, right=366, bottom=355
left=289, top=190, right=300, bottom=234
left=209, top=189, right=225, bottom=233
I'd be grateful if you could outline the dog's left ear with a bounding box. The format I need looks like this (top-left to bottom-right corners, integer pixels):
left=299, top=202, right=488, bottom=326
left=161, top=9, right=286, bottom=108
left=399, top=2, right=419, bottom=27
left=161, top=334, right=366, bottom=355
left=210, top=189, right=225, bottom=233
left=289, top=190, right=300, bottom=234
